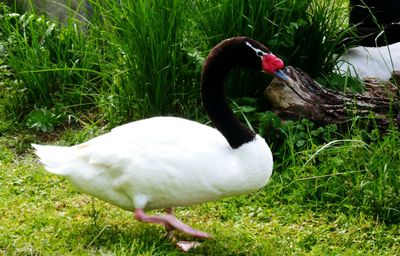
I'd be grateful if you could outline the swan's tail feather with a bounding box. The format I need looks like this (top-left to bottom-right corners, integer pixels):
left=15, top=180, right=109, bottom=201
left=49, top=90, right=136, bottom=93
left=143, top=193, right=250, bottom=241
left=32, top=144, right=73, bottom=175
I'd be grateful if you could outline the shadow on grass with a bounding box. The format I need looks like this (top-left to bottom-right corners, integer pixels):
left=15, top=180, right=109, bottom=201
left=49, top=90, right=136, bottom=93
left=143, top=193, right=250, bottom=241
left=72, top=218, right=273, bottom=255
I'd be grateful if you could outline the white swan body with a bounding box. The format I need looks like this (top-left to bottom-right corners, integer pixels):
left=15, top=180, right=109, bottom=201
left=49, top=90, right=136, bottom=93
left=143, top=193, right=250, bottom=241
left=336, top=42, right=400, bottom=80
left=33, top=116, right=273, bottom=211
left=32, top=37, right=286, bottom=240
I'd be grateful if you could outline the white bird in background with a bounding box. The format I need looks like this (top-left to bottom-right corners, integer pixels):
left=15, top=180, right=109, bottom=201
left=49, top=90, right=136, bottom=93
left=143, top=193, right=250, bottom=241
left=32, top=36, right=288, bottom=247
left=336, top=42, right=400, bottom=80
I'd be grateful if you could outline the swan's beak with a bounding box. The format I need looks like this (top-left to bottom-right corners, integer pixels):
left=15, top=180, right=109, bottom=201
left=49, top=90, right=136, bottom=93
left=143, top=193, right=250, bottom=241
left=274, top=70, right=290, bottom=81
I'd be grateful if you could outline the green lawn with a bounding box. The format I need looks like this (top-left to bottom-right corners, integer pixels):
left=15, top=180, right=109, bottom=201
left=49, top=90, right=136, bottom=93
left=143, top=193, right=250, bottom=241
left=1, top=129, right=399, bottom=255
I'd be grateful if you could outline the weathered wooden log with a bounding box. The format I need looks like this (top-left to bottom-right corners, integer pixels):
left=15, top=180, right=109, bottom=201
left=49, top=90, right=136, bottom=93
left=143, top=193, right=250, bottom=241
left=264, top=66, right=399, bottom=128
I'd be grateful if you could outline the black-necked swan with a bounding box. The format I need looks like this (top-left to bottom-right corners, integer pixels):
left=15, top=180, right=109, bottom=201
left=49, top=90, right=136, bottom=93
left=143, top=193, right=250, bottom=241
left=32, top=36, right=288, bottom=243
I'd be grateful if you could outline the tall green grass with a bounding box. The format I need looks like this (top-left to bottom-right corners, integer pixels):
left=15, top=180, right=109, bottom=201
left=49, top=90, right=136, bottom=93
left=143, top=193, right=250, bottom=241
left=281, top=1, right=350, bottom=76
left=0, top=5, right=104, bottom=122
left=1, top=0, right=352, bottom=127
left=269, top=118, right=400, bottom=224
left=228, top=99, right=400, bottom=224
left=193, top=0, right=308, bottom=97
left=91, top=0, right=200, bottom=122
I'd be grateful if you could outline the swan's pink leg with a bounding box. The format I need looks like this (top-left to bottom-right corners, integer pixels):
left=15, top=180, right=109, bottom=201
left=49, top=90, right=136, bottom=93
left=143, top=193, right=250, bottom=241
left=134, top=208, right=212, bottom=239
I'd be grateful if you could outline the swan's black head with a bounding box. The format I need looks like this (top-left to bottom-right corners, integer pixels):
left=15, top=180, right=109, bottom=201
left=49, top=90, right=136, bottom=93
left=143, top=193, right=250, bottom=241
left=201, top=36, right=288, bottom=148
left=205, top=37, right=288, bottom=80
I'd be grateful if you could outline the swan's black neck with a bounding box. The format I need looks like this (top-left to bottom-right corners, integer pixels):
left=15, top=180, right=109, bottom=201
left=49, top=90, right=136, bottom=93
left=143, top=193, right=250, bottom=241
left=201, top=37, right=270, bottom=149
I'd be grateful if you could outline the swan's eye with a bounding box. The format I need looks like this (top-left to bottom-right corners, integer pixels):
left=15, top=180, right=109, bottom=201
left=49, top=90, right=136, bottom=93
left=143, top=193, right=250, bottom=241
left=255, top=50, right=264, bottom=57
left=246, top=42, right=266, bottom=57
